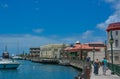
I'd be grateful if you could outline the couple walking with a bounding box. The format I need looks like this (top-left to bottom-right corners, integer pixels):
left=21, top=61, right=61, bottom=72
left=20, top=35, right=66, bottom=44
left=93, top=57, right=108, bottom=75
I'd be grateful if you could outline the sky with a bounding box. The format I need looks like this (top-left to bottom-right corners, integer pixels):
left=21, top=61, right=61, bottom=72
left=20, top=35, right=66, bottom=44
left=0, top=0, right=120, bottom=55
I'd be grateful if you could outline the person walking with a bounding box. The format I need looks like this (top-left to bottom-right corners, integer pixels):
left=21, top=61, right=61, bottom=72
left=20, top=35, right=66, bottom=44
left=102, top=57, right=108, bottom=75
left=86, top=57, right=90, bottom=62
left=93, top=59, right=100, bottom=75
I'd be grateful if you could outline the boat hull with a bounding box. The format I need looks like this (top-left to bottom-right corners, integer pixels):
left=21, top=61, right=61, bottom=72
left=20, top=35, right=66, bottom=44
left=0, top=63, right=20, bottom=69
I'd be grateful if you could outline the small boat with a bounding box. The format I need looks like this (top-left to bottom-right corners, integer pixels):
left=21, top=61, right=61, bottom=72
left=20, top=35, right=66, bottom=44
left=0, top=58, right=20, bottom=69
left=0, top=45, right=20, bottom=69
left=12, top=56, right=22, bottom=60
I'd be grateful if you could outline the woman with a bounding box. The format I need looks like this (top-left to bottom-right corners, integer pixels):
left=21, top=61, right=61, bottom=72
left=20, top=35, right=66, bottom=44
left=102, top=57, right=108, bottom=75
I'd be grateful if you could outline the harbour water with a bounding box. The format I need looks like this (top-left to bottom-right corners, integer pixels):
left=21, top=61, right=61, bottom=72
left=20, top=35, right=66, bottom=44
left=0, top=60, right=81, bottom=79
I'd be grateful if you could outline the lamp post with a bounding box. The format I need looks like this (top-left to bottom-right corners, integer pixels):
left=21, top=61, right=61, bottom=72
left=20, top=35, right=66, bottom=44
left=109, top=31, right=114, bottom=74
left=92, top=47, right=95, bottom=63
left=83, top=50, right=87, bottom=61
left=104, top=40, right=107, bottom=59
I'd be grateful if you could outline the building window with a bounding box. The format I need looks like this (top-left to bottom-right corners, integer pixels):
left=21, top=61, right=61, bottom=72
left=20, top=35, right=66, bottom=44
left=115, top=39, right=119, bottom=47
left=114, top=56, right=119, bottom=61
left=115, top=31, right=118, bottom=35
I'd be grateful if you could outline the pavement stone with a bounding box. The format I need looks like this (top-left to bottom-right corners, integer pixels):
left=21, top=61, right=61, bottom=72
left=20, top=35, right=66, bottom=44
left=90, top=65, right=120, bottom=79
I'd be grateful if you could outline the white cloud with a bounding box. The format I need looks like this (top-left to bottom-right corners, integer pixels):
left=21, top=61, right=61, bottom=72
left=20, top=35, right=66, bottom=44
left=105, top=0, right=117, bottom=3
left=81, top=30, right=93, bottom=39
left=35, top=7, right=39, bottom=11
left=97, top=0, right=120, bottom=30
left=0, top=34, right=59, bottom=55
left=34, top=0, right=39, bottom=4
left=1, top=3, right=8, bottom=8
left=0, top=31, right=106, bottom=55
left=32, top=28, right=44, bottom=33
left=60, top=30, right=105, bottom=44
left=80, top=30, right=105, bottom=42
left=61, top=37, right=78, bottom=43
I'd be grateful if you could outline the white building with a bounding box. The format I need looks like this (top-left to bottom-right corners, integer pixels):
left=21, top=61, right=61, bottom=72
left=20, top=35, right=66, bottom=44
left=106, top=22, right=120, bottom=64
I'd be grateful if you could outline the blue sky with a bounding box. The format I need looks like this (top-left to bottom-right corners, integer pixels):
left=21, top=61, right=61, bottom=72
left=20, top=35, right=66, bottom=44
left=0, top=0, right=120, bottom=55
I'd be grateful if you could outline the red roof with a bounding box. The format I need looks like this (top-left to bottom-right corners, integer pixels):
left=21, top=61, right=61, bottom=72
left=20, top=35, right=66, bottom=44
left=65, top=44, right=101, bottom=52
left=106, top=22, right=120, bottom=32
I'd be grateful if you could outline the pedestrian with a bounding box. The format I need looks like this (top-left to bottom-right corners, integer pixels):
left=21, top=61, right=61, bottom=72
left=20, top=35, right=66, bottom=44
left=93, top=59, right=100, bottom=75
left=86, top=57, right=90, bottom=62
left=102, top=57, right=108, bottom=75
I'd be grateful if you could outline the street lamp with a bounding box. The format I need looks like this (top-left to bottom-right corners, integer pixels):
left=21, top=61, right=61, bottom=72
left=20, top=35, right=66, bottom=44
left=109, top=31, right=114, bottom=74
left=83, top=50, right=87, bottom=60
left=104, top=40, right=107, bottom=59
left=92, top=47, right=95, bottom=63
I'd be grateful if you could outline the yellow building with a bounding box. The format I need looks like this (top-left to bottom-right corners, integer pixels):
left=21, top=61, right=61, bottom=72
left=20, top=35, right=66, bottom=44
left=40, top=44, right=68, bottom=59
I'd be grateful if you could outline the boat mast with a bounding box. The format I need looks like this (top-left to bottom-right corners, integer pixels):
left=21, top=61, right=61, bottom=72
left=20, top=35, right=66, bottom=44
left=5, top=45, right=7, bottom=52
left=17, top=41, right=19, bottom=55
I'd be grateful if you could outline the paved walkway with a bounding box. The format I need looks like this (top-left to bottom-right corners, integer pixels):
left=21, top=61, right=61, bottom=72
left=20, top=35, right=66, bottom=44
left=90, top=65, right=120, bottom=79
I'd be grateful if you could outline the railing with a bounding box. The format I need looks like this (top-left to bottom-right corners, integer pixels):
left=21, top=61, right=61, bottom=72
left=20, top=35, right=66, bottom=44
left=108, top=63, right=120, bottom=76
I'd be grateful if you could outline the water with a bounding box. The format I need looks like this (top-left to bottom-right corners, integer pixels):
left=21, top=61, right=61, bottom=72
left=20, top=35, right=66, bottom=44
left=0, top=60, right=80, bottom=79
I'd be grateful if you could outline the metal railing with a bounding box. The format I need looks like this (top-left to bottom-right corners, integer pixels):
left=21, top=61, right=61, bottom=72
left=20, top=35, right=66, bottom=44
left=108, top=63, right=120, bottom=76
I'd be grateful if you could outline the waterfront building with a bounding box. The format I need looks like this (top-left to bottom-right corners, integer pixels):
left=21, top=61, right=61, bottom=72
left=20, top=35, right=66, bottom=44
left=106, top=22, right=120, bottom=64
left=29, top=47, right=40, bottom=57
left=64, top=41, right=105, bottom=61
left=40, top=44, right=69, bottom=59
left=87, top=42, right=106, bottom=61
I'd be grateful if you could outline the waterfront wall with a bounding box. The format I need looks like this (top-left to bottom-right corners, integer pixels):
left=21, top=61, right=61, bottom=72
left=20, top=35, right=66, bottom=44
left=24, top=57, right=92, bottom=79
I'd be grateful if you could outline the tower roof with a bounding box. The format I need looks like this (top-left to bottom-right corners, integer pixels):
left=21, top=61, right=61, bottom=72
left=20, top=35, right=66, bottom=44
left=106, top=22, right=120, bottom=32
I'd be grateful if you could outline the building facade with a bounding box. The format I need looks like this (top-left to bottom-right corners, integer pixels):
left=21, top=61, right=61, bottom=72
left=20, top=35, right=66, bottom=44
left=87, top=42, right=106, bottom=61
left=40, top=44, right=69, bottom=59
left=64, top=41, right=106, bottom=61
left=29, top=47, right=40, bottom=57
left=106, top=22, right=120, bottom=64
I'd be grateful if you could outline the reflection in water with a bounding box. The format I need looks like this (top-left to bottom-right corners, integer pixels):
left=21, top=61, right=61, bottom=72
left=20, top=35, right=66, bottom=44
left=0, top=60, right=80, bottom=79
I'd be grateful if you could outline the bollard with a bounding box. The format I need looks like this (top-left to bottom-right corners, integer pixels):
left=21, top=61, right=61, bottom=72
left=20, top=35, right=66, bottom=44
left=86, top=66, right=91, bottom=79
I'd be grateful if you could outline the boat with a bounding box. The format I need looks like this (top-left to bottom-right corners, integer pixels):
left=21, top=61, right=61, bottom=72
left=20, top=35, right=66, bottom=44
left=12, top=55, right=22, bottom=60
left=0, top=58, right=20, bottom=69
left=0, top=45, right=20, bottom=69
left=11, top=41, right=22, bottom=60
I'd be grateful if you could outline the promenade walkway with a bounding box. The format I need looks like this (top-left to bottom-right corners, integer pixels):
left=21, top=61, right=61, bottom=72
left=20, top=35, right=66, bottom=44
left=90, top=65, right=120, bottom=79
